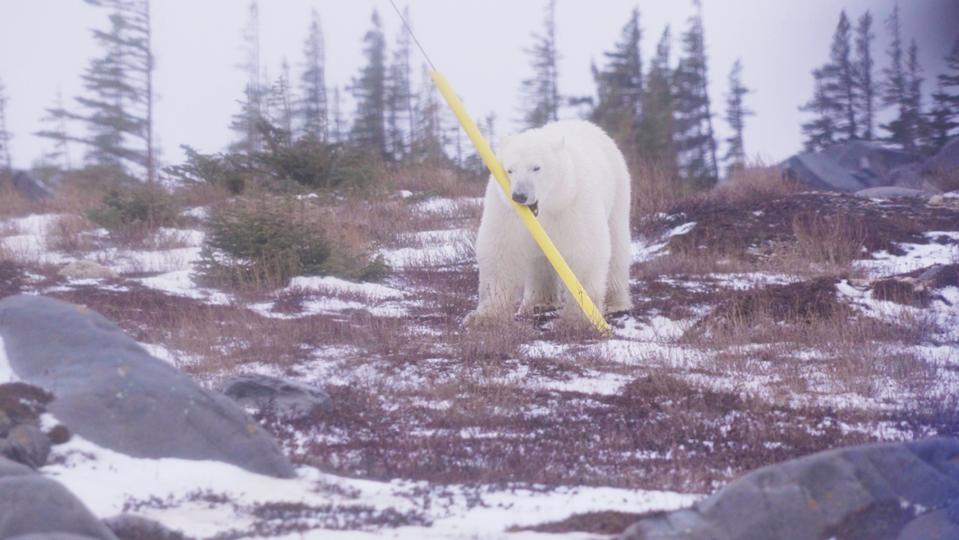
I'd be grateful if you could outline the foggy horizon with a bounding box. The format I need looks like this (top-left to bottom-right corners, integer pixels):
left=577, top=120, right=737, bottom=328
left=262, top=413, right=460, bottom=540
left=1, top=0, right=957, bottom=171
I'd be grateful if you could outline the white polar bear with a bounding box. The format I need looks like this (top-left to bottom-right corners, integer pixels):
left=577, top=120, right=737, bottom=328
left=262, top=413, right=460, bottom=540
left=468, top=120, right=632, bottom=325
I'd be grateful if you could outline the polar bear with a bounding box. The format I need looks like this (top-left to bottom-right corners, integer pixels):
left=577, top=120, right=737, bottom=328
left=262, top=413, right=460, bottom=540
left=467, top=120, right=632, bottom=326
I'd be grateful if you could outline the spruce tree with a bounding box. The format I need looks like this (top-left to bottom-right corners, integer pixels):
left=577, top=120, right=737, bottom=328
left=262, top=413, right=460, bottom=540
left=40, top=0, right=155, bottom=180
left=591, top=7, right=642, bottom=139
left=800, top=69, right=838, bottom=151
left=411, top=65, right=447, bottom=163
left=829, top=11, right=857, bottom=139
left=929, top=35, right=959, bottom=148
left=673, top=1, right=718, bottom=187
left=723, top=59, right=752, bottom=172
left=266, top=60, right=294, bottom=138
left=519, top=0, right=560, bottom=128
left=940, top=36, right=959, bottom=105
left=386, top=5, right=415, bottom=161
left=854, top=11, right=876, bottom=140
left=230, top=1, right=264, bottom=155
left=0, top=77, right=11, bottom=174
left=905, top=40, right=931, bottom=152
left=636, top=26, right=676, bottom=168
left=800, top=11, right=857, bottom=149
left=928, top=79, right=958, bottom=150
left=879, top=5, right=915, bottom=150
left=349, top=10, right=388, bottom=158
left=35, top=91, right=72, bottom=169
left=330, top=86, right=346, bottom=144
left=299, top=9, right=328, bottom=142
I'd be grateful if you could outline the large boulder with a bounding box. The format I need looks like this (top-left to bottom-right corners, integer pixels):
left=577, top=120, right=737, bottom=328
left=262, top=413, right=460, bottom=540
left=222, top=374, right=332, bottom=421
left=619, top=438, right=959, bottom=540
left=0, top=457, right=117, bottom=540
left=0, top=294, right=295, bottom=478
left=782, top=141, right=921, bottom=193
left=926, top=137, right=959, bottom=176
left=2, top=171, right=56, bottom=201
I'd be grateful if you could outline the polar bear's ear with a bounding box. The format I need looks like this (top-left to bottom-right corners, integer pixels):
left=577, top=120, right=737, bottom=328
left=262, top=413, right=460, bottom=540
left=551, top=136, right=566, bottom=152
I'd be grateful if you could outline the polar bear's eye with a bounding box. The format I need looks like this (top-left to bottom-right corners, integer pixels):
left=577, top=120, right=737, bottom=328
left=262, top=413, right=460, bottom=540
left=507, top=169, right=513, bottom=174
left=532, top=166, right=541, bottom=172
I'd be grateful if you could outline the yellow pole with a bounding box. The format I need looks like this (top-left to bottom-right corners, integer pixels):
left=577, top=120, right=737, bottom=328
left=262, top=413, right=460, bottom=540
left=430, top=71, right=610, bottom=336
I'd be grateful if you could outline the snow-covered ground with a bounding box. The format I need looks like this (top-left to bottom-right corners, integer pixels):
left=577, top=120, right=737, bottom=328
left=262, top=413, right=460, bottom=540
left=2, top=190, right=958, bottom=538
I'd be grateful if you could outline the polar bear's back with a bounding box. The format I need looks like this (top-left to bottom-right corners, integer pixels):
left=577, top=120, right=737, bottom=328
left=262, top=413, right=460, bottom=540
left=539, top=120, right=630, bottom=213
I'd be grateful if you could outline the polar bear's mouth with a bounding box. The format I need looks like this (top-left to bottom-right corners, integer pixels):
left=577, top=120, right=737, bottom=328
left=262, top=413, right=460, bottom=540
left=527, top=202, right=539, bottom=216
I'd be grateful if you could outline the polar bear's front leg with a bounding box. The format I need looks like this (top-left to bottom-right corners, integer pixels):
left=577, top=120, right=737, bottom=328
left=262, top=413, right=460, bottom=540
left=558, top=232, right=610, bottom=327
left=518, top=255, right=559, bottom=315
left=465, top=186, right=525, bottom=327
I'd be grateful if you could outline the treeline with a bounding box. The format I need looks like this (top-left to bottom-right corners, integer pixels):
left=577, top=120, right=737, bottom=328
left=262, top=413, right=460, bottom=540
left=800, top=6, right=959, bottom=154
left=7, top=2, right=957, bottom=191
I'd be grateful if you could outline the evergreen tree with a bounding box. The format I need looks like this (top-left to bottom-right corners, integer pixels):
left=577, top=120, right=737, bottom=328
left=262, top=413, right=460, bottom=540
left=673, top=1, right=718, bottom=187
left=590, top=7, right=642, bottom=139
left=854, top=11, right=876, bottom=140
left=519, top=0, right=560, bottom=128
left=39, top=0, right=155, bottom=180
left=230, top=1, right=264, bottom=155
left=410, top=65, right=447, bottom=163
left=940, top=36, right=959, bottom=105
left=330, top=86, right=345, bottom=143
left=349, top=10, right=388, bottom=158
left=928, top=35, right=959, bottom=148
left=0, top=77, right=11, bottom=174
left=35, top=91, right=72, bottom=169
left=829, top=11, right=857, bottom=139
left=800, top=68, right=838, bottom=151
left=723, top=59, right=752, bottom=172
left=386, top=5, right=415, bottom=161
left=928, top=79, right=958, bottom=150
left=266, top=60, right=294, bottom=138
left=905, top=40, right=930, bottom=151
left=879, top=5, right=916, bottom=150
left=298, top=9, right=328, bottom=142
left=636, top=26, right=676, bottom=167
left=800, top=11, right=857, bottom=149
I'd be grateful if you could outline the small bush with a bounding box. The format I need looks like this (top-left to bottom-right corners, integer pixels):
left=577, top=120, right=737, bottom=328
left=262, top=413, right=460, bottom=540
left=198, top=197, right=388, bottom=289
left=166, top=124, right=384, bottom=194
left=87, top=183, right=180, bottom=237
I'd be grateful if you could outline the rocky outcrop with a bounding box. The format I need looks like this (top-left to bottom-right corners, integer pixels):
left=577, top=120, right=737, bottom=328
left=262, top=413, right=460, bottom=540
left=782, top=137, right=959, bottom=194
left=0, top=294, right=295, bottom=478
left=619, top=438, right=959, bottom=540
left=222, top=374, right=332, bottom=421
left=0, top=457, right=118, bottom=540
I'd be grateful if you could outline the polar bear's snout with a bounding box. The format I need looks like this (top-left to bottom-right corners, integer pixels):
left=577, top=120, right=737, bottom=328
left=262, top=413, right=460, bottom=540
left=510, top=184, right=539, bottom=216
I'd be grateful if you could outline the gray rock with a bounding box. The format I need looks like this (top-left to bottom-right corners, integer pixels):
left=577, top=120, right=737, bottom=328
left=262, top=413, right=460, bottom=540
left=103, top=515, right=188, bottom=540
left=926, top=137, right=959, bottom=176
left=1, top=424, right=51, bottom=468
left=0, top=472, right=117, bottom=540
left=619, top=438, right=959, bottom=540
left=781, top=141, right=921, bottom=193
left=855, top=186, right=934, bottom=200
left=0, top=456, right=34, bottom=477
left=4, top=171, right=55, bottom=201
left=0, top=294, right=295, bottom=478
left=223, top=374, right=332, bottom=420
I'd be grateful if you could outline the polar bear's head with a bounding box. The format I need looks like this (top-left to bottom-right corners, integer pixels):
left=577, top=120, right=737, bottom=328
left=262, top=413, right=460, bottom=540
left=498, top=132, right=570, bottom=216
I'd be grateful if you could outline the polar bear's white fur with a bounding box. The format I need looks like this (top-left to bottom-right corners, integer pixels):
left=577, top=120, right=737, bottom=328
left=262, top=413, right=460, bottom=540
left=468, top=120, right=632, bottom=325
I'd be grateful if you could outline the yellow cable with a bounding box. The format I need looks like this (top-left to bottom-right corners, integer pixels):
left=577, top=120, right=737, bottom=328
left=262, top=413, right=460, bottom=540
left=430, top=71, right=610, bottom=336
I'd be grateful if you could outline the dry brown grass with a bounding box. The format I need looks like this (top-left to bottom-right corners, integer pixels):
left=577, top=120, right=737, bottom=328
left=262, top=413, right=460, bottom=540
left=387, top=162, right=485, bottom=200
left=792, top=211, right=866, bottom=269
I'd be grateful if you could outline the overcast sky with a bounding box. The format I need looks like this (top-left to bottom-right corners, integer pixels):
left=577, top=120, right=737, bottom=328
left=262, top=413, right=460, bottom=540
left=1, top=0, right=957, bottom=171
